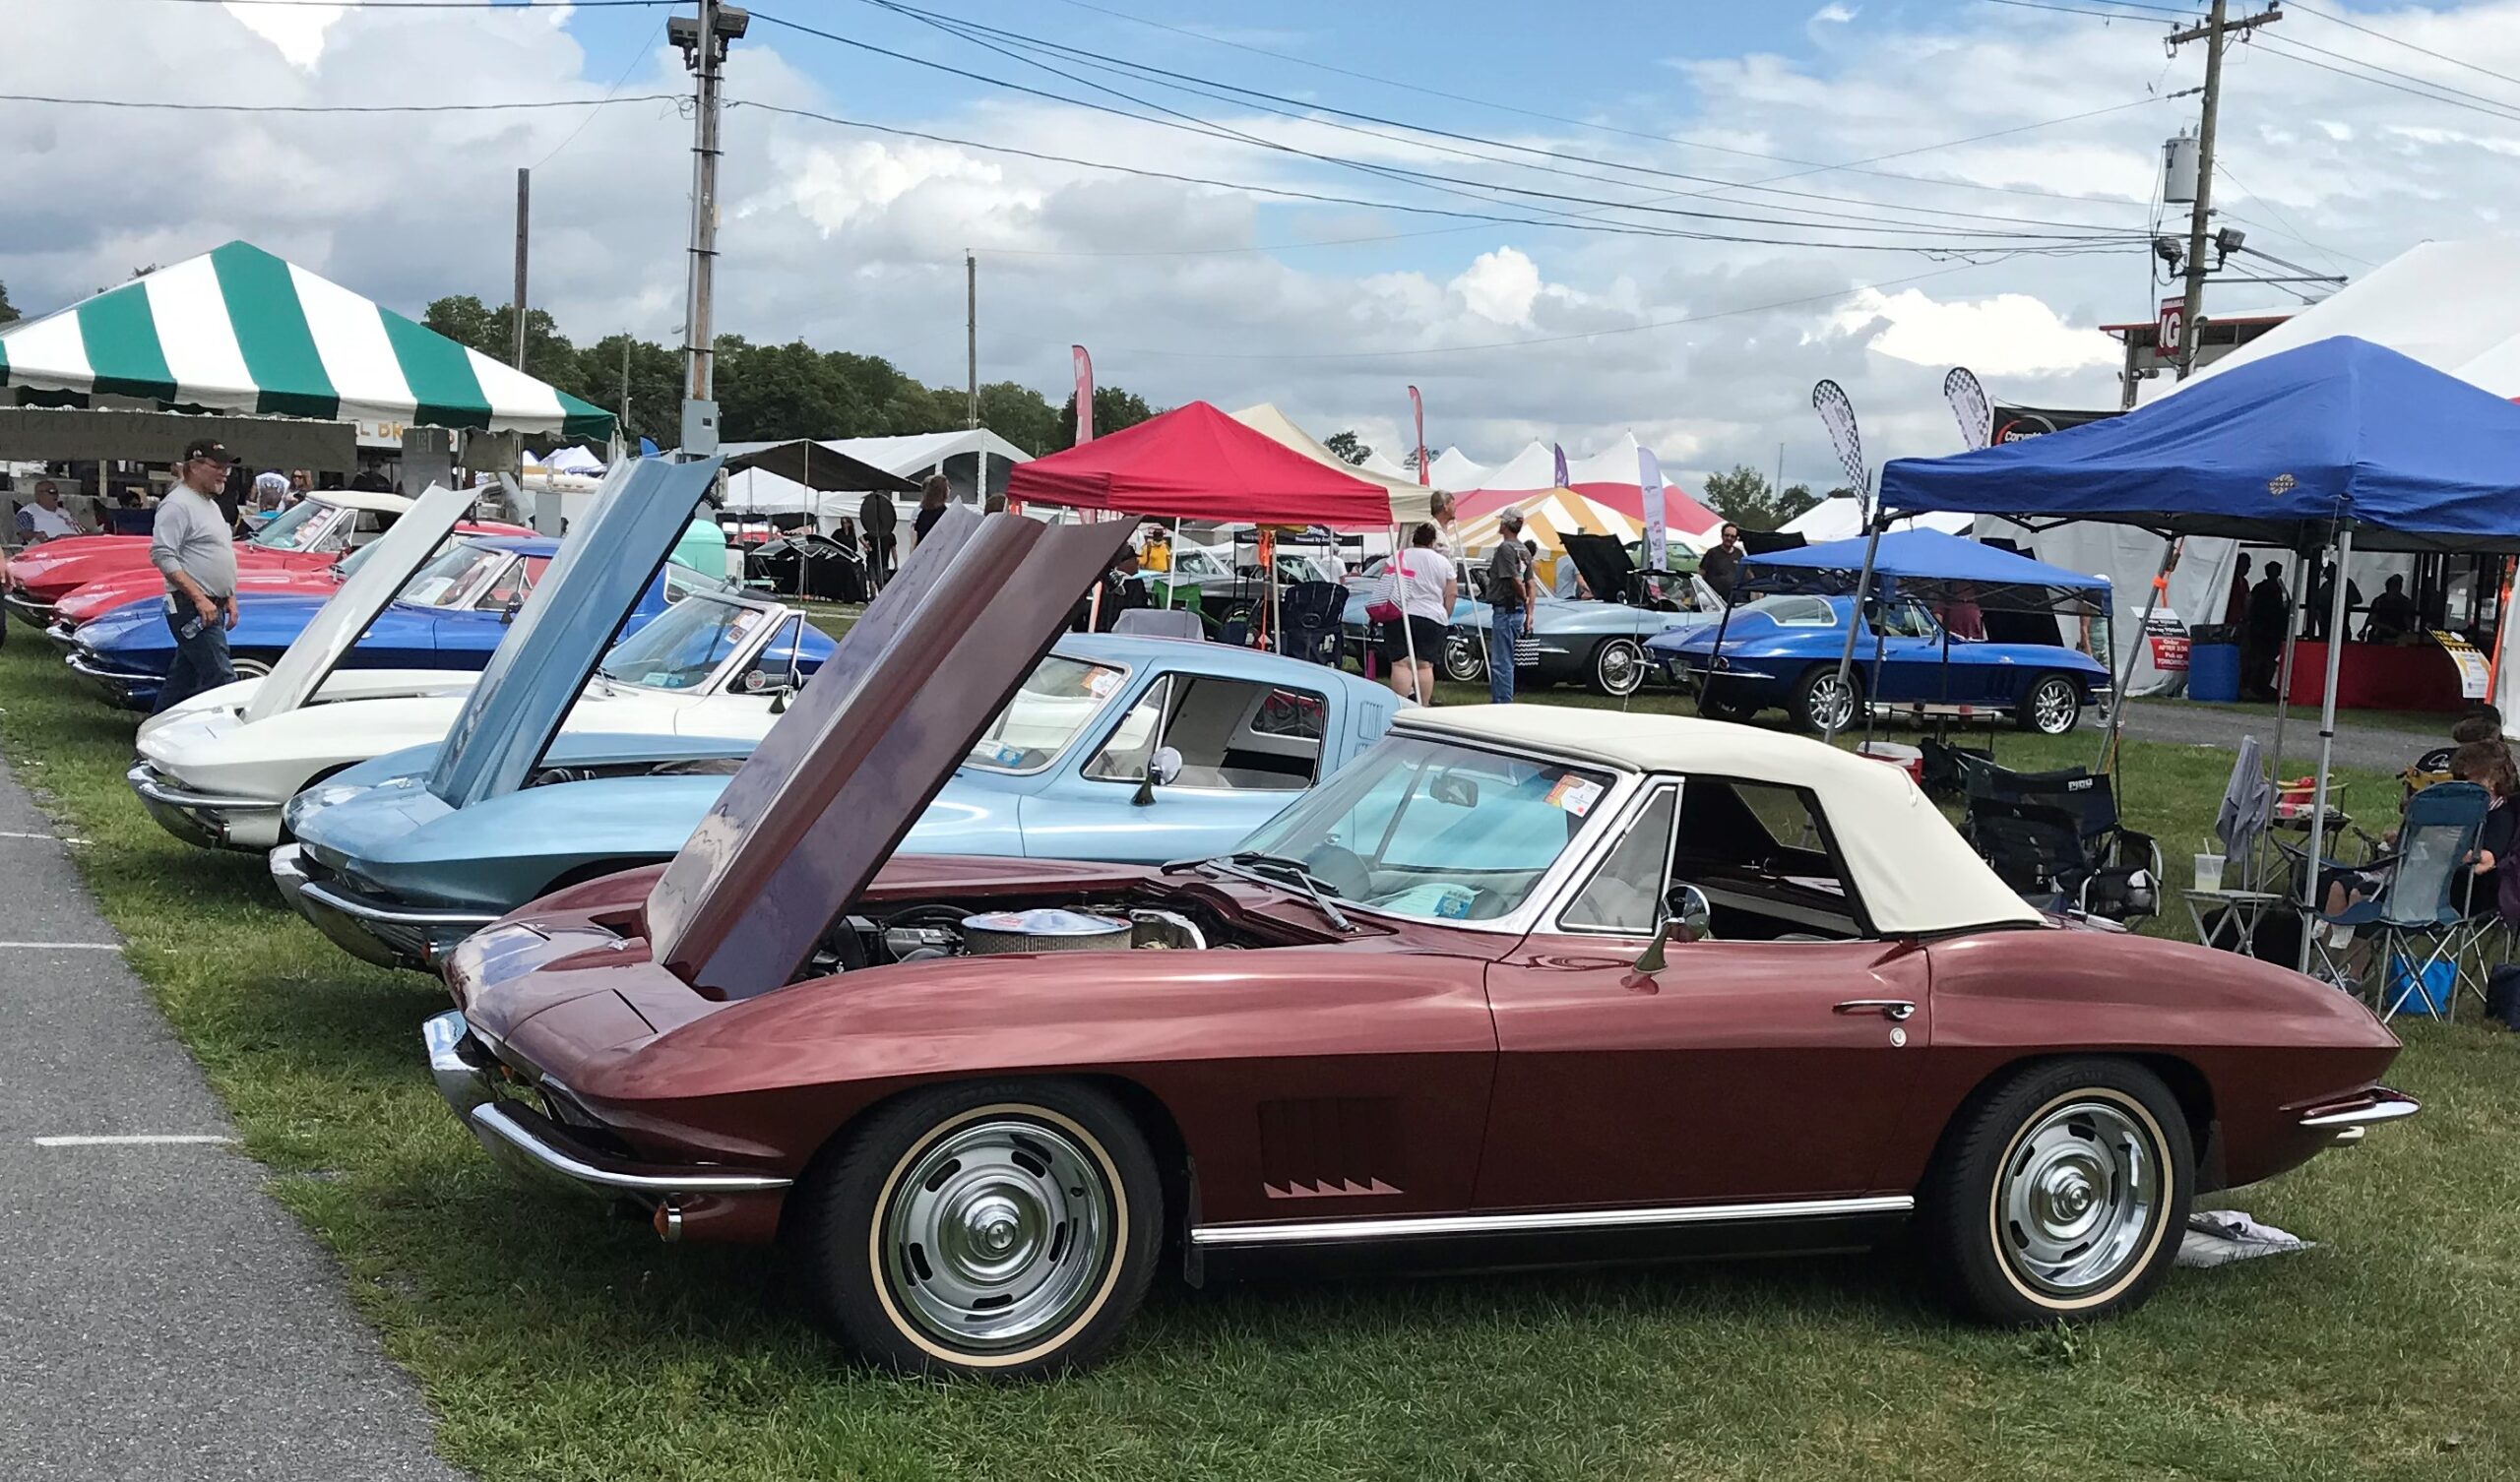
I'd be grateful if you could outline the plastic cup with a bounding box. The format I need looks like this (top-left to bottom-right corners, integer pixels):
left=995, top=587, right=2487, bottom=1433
left=2193, top=852, right=2225, bottom=894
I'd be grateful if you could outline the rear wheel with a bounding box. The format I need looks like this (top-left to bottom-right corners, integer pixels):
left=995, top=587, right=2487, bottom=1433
left=2017, top=673, right=2083, bottom=735
left=790, top=1080, right=1163, bottom=1379
left=1922, top=1058, right=2191, bottom=1326
left=232, top=655, right=274, bottom=680
left=1697, top=687, right=1756, bottom=722
left=1441, top=631, right=1485, bottom=684
left=1789, top=664, right=1861, bottom=733
left=1587, top=638, right=1645, bottom=697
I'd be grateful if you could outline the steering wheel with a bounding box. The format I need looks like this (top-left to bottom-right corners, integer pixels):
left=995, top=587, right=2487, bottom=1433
left=1300, top=843, right=1371, bottom=899
left=1464, top=887, right=1511, bottom=920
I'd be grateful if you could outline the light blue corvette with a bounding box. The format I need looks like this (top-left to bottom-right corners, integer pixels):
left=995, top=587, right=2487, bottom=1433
left=274, top=632, right=1403, bottom=970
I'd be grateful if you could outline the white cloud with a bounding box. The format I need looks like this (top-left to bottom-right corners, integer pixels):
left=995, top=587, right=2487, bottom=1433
left=1831, top=289, right=2119, bottom=376
left=1811, top=4, right=1859, bottom=27
left=223, top=1, right=345, bottom=71
left=1451, top=247, right=1544, bottom=326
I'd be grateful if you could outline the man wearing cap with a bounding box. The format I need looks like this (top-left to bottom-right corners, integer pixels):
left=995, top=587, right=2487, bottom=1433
left=15, top=480, right=89, bottom=543
left=151, top=439, right=241, bottom=712
left=1484, top=508, right=1535, bottom=705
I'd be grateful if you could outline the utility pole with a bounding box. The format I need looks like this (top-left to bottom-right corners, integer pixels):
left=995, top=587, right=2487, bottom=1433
left=2168, top=1, right=2280, bottom=379
left=670, top=2, right=747, bottom=457
left=510, top=168, right=531, bottom=369
left=965, top=249, right=978, bottom=430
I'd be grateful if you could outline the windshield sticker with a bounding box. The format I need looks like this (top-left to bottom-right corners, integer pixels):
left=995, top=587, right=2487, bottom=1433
left=1545, top=773, right=1604, bottom=816
left=644, top=672, right=678, bottom=687
left=1086, top=668, right=1122, bottom=698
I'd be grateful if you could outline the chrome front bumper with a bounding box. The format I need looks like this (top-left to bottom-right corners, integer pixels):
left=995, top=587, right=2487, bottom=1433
left=127, top=761, right=279, bottom=851
left=272, top=844, right=495, bottom=972
left=69, top=648, right=162, bottom=708
left=423, top=1011, right=792, bottom=1205
left=4, top=588, right=57, bottom=629
left=2299, top=1086, right=2421, bottom=1145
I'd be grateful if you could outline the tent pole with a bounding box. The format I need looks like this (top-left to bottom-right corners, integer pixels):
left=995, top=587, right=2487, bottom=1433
left=1700, top=591, right=1738, bottom=719
left=1163, top=517, right=1181, bottom=609
left=2266, top=554, right=2307, bottom=797
left=2299, top=525, right=2355, bottom=975
left=1822, top=516, right=1887, bottom=745
left=1861, top=619, right=1887, bottom=752
left=2096, top=537, right=2176, bottom=774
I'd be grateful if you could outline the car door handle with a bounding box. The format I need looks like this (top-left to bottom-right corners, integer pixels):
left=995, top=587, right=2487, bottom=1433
left=1833, top=999, right=1915, bottom=1021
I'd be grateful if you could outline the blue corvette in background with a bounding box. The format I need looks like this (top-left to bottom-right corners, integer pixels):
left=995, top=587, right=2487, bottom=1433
left=1649, top=592, right=2110, bottom=735
left=62, top=535, right=703, bottom=710
left=275, top=632, right=1403, bottom=970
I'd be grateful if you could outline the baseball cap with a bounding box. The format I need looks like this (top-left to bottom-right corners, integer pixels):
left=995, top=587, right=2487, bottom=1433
left=181, top=438, right=234, bottom=466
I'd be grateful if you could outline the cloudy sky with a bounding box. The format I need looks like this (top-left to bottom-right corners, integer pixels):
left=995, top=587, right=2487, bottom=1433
left=9, top=0, right=2520, bottom=485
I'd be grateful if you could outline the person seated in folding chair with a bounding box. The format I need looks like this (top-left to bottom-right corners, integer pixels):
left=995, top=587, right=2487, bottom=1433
left=2313, top=750, right=2505, bottom=998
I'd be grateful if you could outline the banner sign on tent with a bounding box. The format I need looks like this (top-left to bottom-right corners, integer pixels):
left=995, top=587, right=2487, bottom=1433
left=1408, top=385, right=1428, bottom=486
left=1812, top=379, right=1867, bottom=519
left=2435, top=632, right=2492, bottom=700
left=1072, top=345, right=1095, bottom=445
left=1989, top=402, right=2120, bottom=445
left=1551, top=443, right=1569, bottom=490
left=1944, top=367, right=1993, bottom=451
left=1639, top=446, right=1669, bottom=578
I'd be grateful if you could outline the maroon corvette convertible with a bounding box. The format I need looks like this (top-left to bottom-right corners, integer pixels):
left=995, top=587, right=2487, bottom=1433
left=425, top=508, right=2416, bottom=1377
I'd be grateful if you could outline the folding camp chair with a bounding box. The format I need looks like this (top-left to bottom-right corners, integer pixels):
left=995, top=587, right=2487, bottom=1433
left=1112, top=607, right=1206, bottom=641
left=1274, top=581, right=1349, bottom=666
left=1962, top=762, right=2162, bottom=921
left=2290, top=781, right=2488, bottom=1020
left=1920, top=736, right=1994, bottom=800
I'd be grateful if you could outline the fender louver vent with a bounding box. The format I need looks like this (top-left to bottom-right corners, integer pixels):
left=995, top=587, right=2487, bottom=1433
left=1257, top=1097, right=1403, bottom=1200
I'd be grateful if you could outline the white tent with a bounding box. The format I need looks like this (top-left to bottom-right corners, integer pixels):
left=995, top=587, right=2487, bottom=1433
left=1228, top=403, right=1433, bottom=524
left=1782, top=499, right=1976, bottom=543
left=1359, top=447, right=1412, bottom=481
left=1469, top=440, right=1561, bottom=493
left=2175, top=238, right=2520, bottom=398
left=721, top=426, right=1034, bottom=523
left=1427, top=446, right=1487, bottom=489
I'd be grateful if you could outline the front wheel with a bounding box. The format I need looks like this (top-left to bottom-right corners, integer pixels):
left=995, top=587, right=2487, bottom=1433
left=1922, top=1059, right=2191, bottom=1326
left=232, top=654, right=275, bottom=680
left=2017, top=673, right=2083, bottom=735
left=1587, top=638, right=1645, bottom=697
left=1789, top=664, right=1861, bottom=733
left=1441, top=631, right=1485, bottom=684
left=789, top=1080, right=1163, bottom=1378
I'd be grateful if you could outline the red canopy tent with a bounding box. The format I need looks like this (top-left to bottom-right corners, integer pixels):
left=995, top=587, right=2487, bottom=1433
left=1004, top=401, right=1395, bottom=527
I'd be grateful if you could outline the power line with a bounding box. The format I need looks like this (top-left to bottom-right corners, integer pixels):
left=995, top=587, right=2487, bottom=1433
left=856, top=0, right=2150, bottom=238
left=2212, top=160, right=2370, bottom=271
left=1037, top=0, right=2163, bottom=213
left=2287, top=0, right=2520, bottom=94
left=534, top=18, right=668, bottom=169
left=121, top=0, right=672, bottom=8
left=732, top=98, right=2139, bottom=257
left=1977, top=0, right=2188, bottom=22
left=2252, top=35, right=2520, bottom=124
left=748, top=11, right=2149, bottom=250
left=0, top=91, right=686, bottom=114
left=1118, top=261, right=2002, bottom=361
left=2260, top=31, right=2520, bottom=116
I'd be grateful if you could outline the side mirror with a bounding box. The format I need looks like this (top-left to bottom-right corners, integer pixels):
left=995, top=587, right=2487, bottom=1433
left=500, top=593, right=524, bottom=625
left=1131, top=746, right=1183, bottom=807
left=1631, top=883, right=1714, bottom=974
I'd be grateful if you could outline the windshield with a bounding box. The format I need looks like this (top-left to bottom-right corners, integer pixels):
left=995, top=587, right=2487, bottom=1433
left=595, top=590, right=769, bottom=691
left=247, top=498, right=337, bottom=551
left=397, top=543, right=511, bottom=609
left=1740, top=593, right=1837, bottom=627
left=1232, top=735, right=1614, bottom=923
left=966, top=654, right=1128, bottom=772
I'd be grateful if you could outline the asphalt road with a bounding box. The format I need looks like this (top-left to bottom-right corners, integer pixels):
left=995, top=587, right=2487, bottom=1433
left=0, top=758, right=465, bottom=1482
left=2105, top=699, right=2427, bottom=777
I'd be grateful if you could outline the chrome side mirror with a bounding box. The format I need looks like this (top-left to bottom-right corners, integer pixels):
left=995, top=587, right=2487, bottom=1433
left=1131, top=746, right=1183, bottom=807
left=1632, top=883, right=1713, bottom=974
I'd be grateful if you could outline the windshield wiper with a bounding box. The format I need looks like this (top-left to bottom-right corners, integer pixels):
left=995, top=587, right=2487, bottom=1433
left=1220, top=850, right=1353, bottom=932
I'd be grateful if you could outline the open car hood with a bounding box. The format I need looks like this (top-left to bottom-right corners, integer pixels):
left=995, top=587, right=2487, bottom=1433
left=240, top=483, right=473, bottom=724
left=424, top=458, right=722, bottom=810
left=645, top=505, right=1134, bottom=999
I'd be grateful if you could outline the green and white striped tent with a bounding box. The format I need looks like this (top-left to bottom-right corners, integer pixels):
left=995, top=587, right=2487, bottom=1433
left=0, top=240, right=614, bottom=440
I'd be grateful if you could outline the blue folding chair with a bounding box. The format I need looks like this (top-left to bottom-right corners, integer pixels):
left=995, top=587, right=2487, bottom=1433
left=2303, top=781, right=2488, bottom=1020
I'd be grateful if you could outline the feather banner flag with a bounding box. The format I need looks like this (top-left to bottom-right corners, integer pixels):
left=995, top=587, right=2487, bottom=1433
left=1639, top=445, right=1669, bottom=576
left=1408, top=384, right=1428, bottom=485
left=1072, top=345, right=1096, bottom=445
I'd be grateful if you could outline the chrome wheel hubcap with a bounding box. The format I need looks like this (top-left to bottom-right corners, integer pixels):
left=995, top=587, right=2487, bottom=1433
left=1999, top=1098, right=2161, bottom=1297
left=1809, top=676, right=1857, bottom=730
left=1600, top=642, right=1640, bottom=694
left=2032, top=680, right=2076, bottom=734
left=881, top=1116, right=1112, bottom=1351
left=1443, top=637, right=1481, bottom=681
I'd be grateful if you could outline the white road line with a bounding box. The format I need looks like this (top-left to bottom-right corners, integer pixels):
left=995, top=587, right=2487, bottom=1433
left=0, top=830, right=69, bottom=840
left=32, top=1135, right=234, bottom=1147
left=0, top=941, right=123, bottom=951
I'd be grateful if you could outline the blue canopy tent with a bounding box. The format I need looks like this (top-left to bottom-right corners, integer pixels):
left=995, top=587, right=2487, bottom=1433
left=1873, top=336, right=2520, bottom=967
left=1705, top=527, right=2111, bottom=748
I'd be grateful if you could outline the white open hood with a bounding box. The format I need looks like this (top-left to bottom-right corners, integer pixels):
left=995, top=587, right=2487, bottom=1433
left=239, top=483, right=475, bottom=725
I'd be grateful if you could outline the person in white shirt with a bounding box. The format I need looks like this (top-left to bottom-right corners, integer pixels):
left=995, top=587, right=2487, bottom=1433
left=1375, top=522, right=1458, bottom=706
left=15, top=481, right=89, bottom=543
left=251, top=469, right=290, bottom=513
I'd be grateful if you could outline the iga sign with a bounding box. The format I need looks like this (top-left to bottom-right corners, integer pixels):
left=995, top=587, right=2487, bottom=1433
left=2157, top=297, right=2183, bottom=353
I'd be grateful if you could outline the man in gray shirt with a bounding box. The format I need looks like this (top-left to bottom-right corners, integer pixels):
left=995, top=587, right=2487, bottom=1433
left=1483, top=509, right=1535, bottom=704
left=150, top=438, right=241, bottom=712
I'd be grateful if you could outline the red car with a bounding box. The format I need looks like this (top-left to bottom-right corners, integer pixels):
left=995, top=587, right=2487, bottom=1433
left=428, top=508, right=2417, bottom=1379
left=5, top=489, right=448, bottom=628
left=44, top=517, right=534, bottom=633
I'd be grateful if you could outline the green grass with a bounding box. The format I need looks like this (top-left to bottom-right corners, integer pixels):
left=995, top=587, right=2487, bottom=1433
left=3, top=638, right=2515, bottom=1480
left=2150, top=694, right=2460, bottom=740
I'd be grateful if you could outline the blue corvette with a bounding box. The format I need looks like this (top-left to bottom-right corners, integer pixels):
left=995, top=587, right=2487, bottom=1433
left=61, top=534, right=700, bottom=710
left=274, top=632, right=1403, bottom=970
left=1648, top=592, right=2110, bottom=735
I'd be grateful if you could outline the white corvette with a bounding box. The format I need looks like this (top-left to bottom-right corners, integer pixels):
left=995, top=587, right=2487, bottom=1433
left=129, top=483, right=827, bottom=852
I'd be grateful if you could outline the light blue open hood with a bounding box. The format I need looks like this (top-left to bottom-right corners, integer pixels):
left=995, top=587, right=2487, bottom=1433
left=424, top=458, right=722, bottom=810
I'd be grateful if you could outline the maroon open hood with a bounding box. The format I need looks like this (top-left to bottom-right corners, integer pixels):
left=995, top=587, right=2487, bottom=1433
left=644, top=507, right=1134, bottom=999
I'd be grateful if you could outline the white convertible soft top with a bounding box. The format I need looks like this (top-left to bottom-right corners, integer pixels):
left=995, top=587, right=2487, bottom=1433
left=1394, top=707, right=2044, bottom=937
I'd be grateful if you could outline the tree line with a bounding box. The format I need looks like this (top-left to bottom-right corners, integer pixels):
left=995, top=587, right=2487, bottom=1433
left=419, top=295, right=1159, bottom=455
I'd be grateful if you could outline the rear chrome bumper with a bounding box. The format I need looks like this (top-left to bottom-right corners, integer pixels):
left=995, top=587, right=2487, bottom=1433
left=128, top=761, right=278, bottom=850
left=2298, top=1086, right=2421, bottom=1144
left=69, top=648, right=161, bottom=709
left=274, top=844, right=493, bottom=972
left=423, top=1011, right=792, bottom=1204
left=4, top=589, right=57, bottom=628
